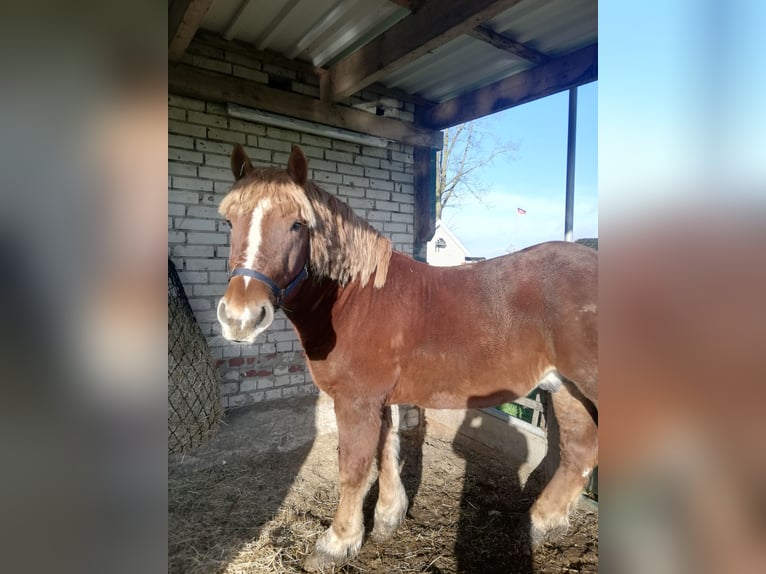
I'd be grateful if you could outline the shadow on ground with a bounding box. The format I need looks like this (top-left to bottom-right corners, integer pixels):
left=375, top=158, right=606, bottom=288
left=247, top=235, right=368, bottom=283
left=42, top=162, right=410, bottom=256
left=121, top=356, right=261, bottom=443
left=168, top=394, right=318, bottom=574
left=453, top=411, right=538, bottom=574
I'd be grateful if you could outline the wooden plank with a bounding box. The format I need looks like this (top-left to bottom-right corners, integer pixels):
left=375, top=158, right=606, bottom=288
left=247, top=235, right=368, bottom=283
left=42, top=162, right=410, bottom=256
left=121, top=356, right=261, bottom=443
left=539, top=392, right=549, bottom=431
left=169, top=0, right=214, bottom=62
left=168, top=63, right=442, bottom=148
left=419, top=43, right=597, bottom=129
left=328, top=0, right=524, bottom=101
left=511, top=397, right=544, bottom=411
left=467, top=25, right=549, bottom=65
left=530, top=407, right=540, bottom=428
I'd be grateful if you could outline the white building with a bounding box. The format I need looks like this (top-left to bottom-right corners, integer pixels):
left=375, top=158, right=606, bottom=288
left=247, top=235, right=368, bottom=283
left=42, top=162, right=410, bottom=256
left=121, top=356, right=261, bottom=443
left=426, top=220, right=471, bottom=266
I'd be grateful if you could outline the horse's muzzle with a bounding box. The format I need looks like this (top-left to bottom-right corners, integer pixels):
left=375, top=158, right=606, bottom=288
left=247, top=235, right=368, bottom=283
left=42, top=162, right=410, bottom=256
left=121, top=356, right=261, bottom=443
left=216, top=297, right=274, bottom=343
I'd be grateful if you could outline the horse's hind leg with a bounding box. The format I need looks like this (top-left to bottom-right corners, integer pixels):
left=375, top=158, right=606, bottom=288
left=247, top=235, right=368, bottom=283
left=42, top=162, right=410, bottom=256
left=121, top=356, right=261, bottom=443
left=530, top=381, right=598, bottom=545
left=303, top=396, right=382, bottom=572
left=371, top=405, right=408, bottom=541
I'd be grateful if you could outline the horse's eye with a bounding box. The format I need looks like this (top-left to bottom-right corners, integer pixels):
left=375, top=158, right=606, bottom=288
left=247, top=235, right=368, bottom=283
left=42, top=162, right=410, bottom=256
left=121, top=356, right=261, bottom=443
left=290, top=220, right=303, bottom=232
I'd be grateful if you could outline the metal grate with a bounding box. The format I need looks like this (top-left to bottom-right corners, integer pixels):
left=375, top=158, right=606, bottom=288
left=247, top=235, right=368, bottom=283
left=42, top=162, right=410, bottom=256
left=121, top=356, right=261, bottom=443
left=168, top=259, right=222, bottom=453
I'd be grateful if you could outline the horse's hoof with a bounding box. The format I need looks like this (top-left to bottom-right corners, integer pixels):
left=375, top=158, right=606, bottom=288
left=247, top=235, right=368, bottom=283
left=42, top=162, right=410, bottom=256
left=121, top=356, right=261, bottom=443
left=372, top=498, right=407, bottom=542
left=529, top=518, right=568, bottom=549
left=370, top=522, right=397, bottom=542
left=303, top=548, right=342, bottom=572
left=302, top=526, right=361, bottom=572
left=529, top=523, right=547, bottom=549
left=370, top=514, right=404, bottom=541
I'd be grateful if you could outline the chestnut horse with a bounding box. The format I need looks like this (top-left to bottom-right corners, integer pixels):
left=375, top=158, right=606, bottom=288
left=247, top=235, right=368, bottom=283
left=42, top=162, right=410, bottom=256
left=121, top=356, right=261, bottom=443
left=217, top=144, right=598, bottom=571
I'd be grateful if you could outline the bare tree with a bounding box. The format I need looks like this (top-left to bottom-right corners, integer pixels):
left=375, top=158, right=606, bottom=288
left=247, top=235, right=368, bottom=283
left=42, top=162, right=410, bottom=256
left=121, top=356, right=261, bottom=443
left=436, top=119, right=517, bottom=220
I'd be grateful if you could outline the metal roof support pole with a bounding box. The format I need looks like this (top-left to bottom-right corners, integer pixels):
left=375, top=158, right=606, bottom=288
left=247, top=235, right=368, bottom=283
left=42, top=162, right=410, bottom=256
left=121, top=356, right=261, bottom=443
left=564, top=87, right=578, bottom=241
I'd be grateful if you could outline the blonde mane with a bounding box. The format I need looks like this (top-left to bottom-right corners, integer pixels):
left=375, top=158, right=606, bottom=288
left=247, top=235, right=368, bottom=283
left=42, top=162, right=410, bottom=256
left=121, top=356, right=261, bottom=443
left=303, top=181, right=392, bottom=288
left=219, top=169, right=392, bottom=289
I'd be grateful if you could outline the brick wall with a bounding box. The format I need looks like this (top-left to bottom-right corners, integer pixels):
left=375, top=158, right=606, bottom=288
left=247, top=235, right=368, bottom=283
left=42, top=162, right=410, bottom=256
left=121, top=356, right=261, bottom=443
left=169, top=38, right=417, bottom=409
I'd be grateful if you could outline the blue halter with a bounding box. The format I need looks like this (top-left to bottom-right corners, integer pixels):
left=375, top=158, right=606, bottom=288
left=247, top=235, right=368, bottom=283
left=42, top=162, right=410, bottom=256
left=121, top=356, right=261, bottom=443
left=229, top=263, right=309, bottom=307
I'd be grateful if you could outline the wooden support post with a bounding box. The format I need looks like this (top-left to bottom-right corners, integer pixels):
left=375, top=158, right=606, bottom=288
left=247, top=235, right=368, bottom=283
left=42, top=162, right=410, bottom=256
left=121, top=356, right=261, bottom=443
left=413, top=146, right=437, bottom=261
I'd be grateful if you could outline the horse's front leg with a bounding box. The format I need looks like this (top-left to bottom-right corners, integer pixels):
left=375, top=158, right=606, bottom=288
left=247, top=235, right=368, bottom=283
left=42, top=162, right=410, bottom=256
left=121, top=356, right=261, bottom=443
left=303, top=395, right=383, bottom=572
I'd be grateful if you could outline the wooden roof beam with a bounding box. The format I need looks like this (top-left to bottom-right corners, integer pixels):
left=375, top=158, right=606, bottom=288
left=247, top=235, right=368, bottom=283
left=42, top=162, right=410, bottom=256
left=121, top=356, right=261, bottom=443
left=327, top=0, right=525, bottom=102
left=419, top=43, right=597, bottom=130
left=467, top=25, right=549, bottom=66
left=169, top=0, right=214, bottom=62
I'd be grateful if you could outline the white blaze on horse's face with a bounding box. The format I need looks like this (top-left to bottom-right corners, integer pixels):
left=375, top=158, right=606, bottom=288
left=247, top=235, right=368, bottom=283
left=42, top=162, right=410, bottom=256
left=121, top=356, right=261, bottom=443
left=217, top=201, right=277, bottom=344
left=242, top=199, right=271, bottom=287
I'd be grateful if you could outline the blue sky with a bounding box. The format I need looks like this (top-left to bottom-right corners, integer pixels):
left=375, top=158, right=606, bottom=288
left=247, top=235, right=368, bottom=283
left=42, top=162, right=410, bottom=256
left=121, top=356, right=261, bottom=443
left=598, top=0, right=766, bottom=215
left=440, top=81, right=597, bottom=259
left=439, top=0, right=765, bottom=263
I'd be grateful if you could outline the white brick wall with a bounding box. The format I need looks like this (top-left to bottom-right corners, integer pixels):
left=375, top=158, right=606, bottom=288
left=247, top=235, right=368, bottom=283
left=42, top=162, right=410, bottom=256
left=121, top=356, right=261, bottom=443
left=169, top=38, right=417, bottom=409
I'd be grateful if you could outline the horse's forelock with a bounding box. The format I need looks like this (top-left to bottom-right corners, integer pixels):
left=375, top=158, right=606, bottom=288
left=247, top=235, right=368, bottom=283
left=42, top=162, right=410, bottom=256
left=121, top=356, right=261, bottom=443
left=219, top=171, right=316, bottom=227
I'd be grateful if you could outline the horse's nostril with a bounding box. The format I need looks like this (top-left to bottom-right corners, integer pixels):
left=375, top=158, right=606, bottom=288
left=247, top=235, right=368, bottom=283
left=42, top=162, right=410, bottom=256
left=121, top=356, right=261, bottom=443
left=218, top=299, right=242, bottom=329
left=255, top=306, right=267, bottom=326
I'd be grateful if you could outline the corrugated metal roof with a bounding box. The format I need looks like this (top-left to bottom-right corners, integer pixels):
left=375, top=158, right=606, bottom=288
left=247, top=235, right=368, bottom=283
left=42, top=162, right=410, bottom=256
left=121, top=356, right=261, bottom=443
left=200, top=0, right=408, bottom=67
left=487, top=0, right=597, bottom=54
left=383, top=0, right=597, bottom=101
left=198, top=0, right=596, bottom=103
left=382, top=35, right=534, bottom=102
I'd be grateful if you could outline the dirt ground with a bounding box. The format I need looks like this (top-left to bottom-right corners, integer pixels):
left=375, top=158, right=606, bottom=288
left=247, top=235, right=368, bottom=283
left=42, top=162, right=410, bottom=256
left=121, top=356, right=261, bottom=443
left=169, top=403, right=597, bottom=574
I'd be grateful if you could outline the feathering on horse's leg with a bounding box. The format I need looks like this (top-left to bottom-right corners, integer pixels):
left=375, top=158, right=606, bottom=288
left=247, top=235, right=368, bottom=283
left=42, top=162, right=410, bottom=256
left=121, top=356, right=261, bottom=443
left=530, top=382, right=598, bottom=547
left=372, top=405, right=408, bottom=541
left=303, top=396, right=383, bottom=572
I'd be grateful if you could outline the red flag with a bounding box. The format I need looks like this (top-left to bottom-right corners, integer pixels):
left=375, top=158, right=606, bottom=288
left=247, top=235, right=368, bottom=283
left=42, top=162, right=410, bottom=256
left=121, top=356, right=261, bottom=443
left=517, top=207, right=527, bottom=215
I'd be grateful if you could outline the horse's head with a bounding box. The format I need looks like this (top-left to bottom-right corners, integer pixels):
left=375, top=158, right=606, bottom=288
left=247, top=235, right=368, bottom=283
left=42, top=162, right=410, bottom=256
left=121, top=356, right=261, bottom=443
left=216, top=144, right=315, bottom=343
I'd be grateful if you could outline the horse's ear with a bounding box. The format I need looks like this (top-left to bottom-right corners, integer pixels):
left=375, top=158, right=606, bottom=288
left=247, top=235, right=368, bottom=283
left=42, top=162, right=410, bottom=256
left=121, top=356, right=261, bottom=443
left=287, top=144, right=308, bottom=186
left=231, top=144, right=253, bottom=181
